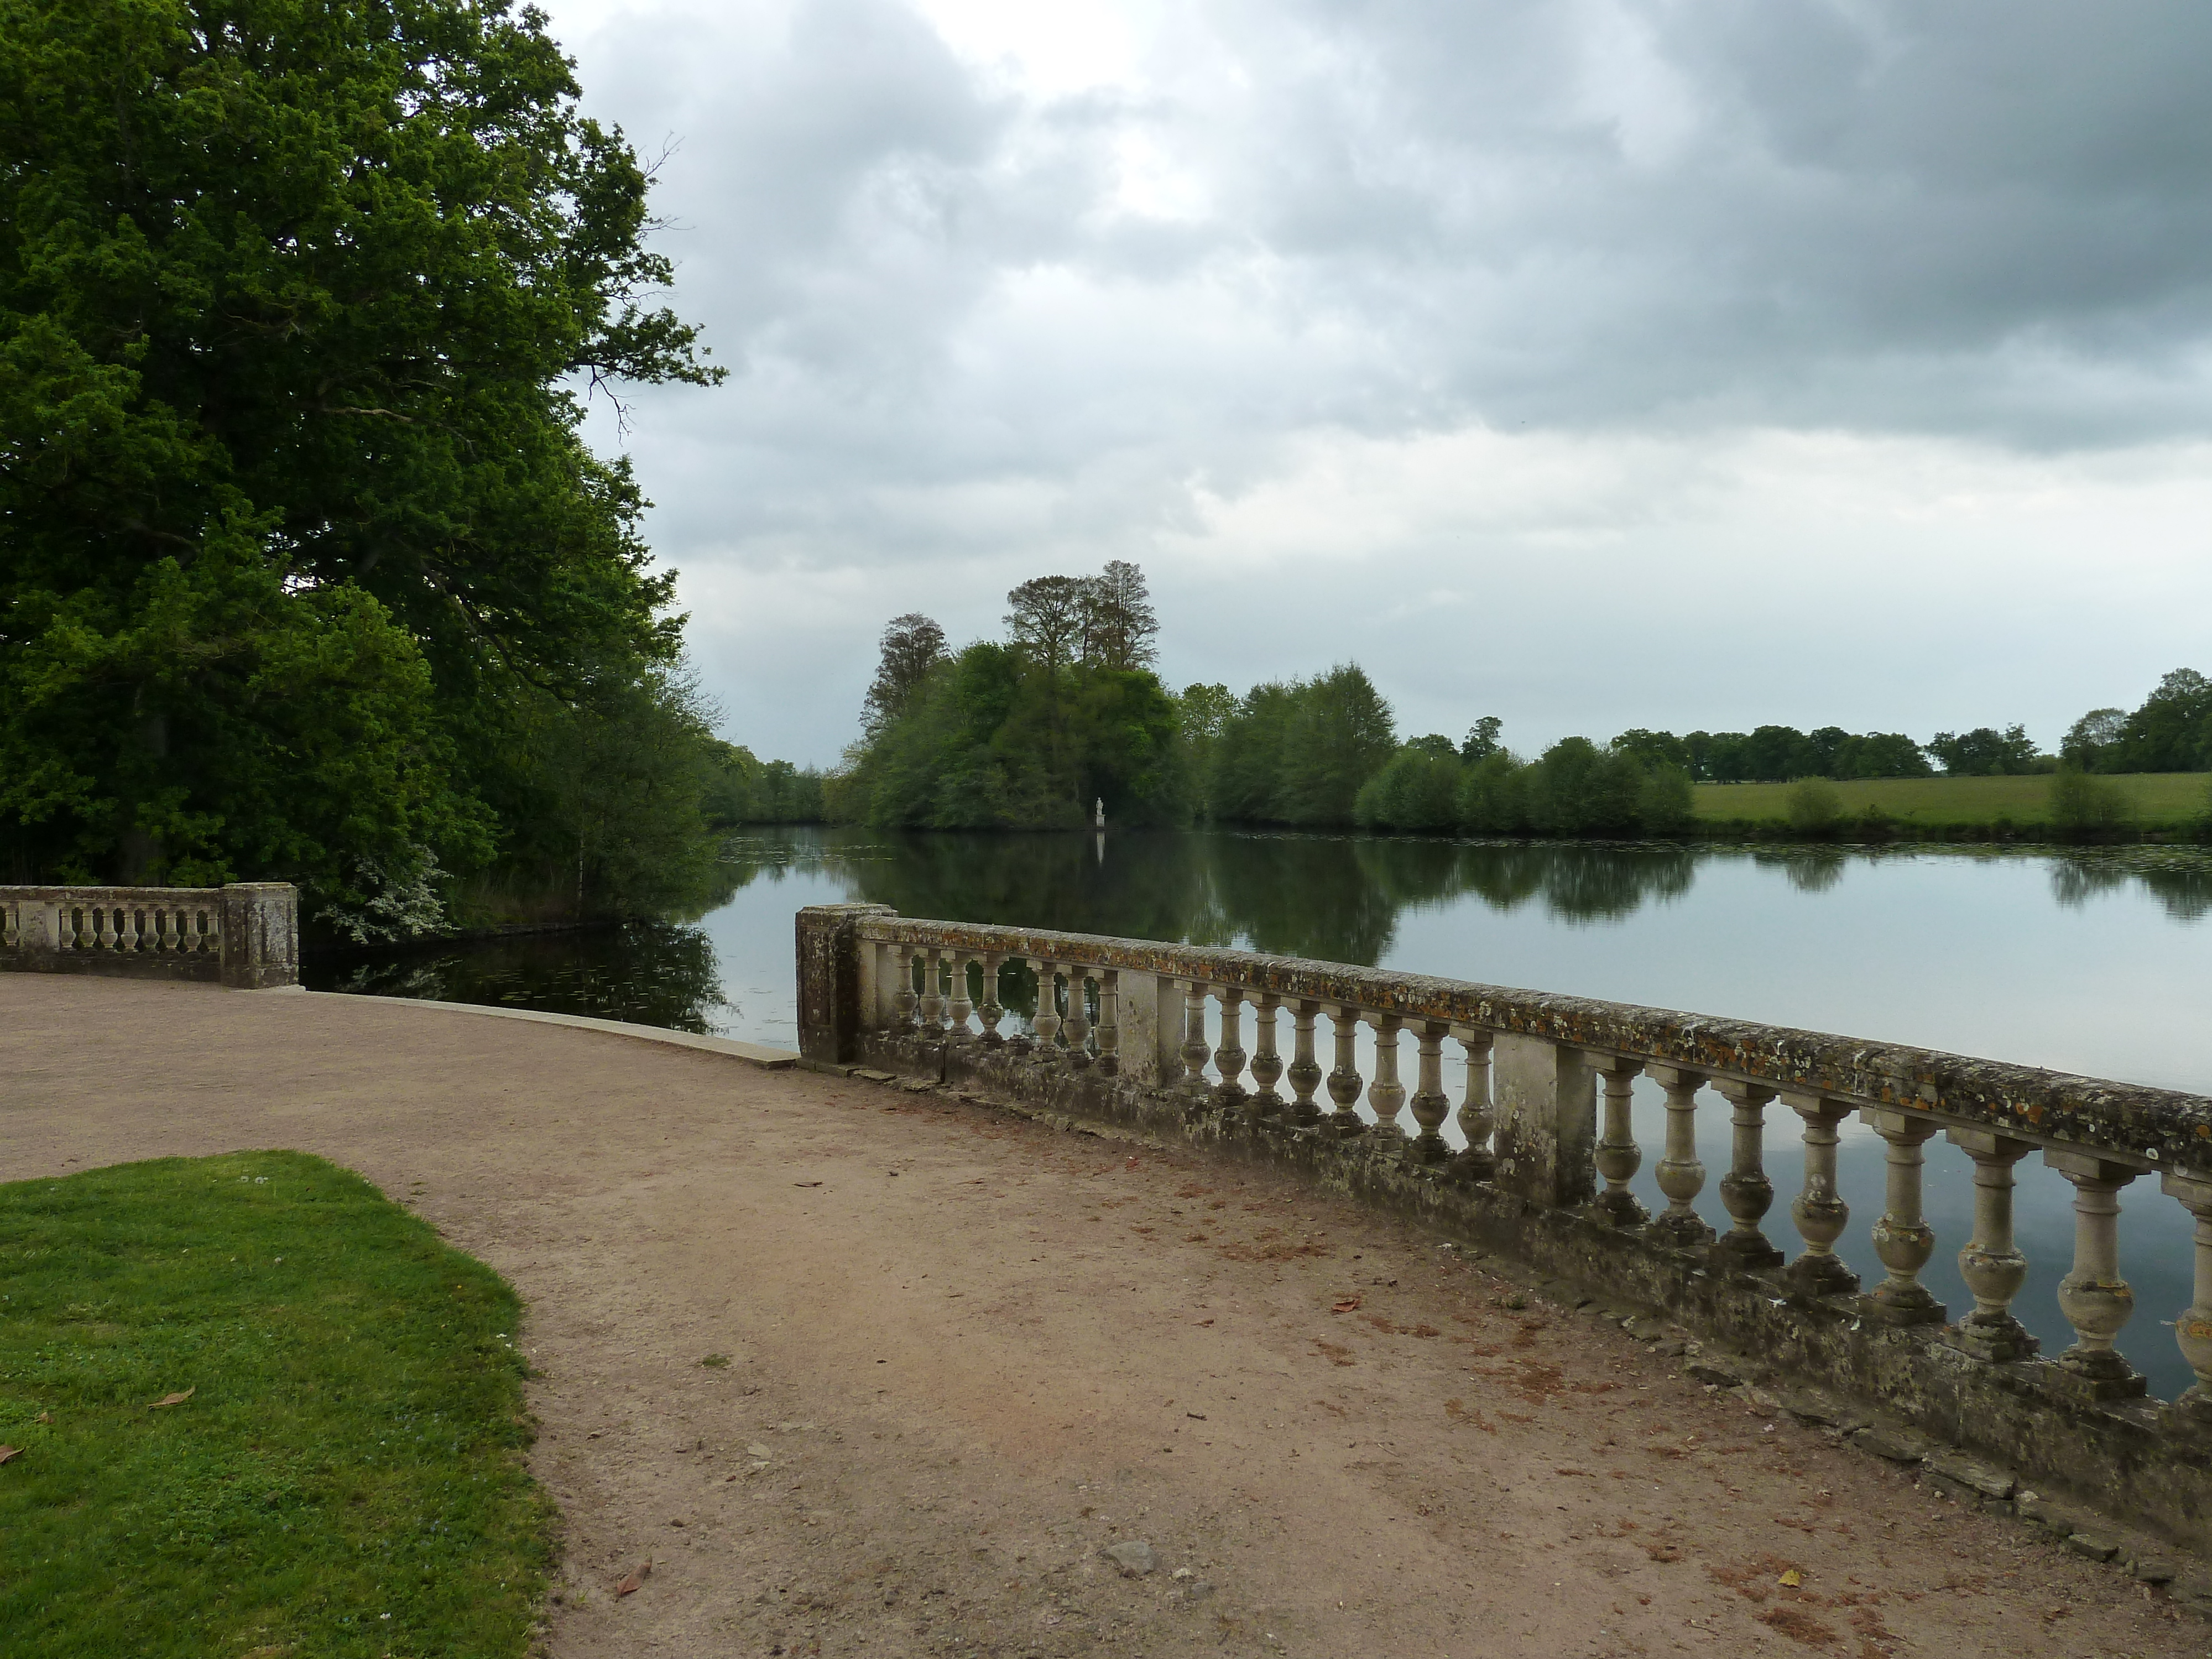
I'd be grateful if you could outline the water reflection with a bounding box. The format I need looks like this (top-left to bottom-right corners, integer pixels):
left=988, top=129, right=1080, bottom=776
left=2050, top=848, right=2212, bottom=921
left=310, top=919, right=736, bottom=1032
left=833, top=830, right=1714, bottom=966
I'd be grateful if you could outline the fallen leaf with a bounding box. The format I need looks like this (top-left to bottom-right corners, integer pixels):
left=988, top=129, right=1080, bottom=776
left=0, top=1446, right=19, bottom=1465
left=1780, top=1569, right=1803, bottom=1588
left=150, top=1388, right=196, bottom=1408
left=1331, top=1296, right=1362, bottom=1313
left=35, top=1412, right=51, bottom=1425
left=794, top=1181, right=823, bottom=1188
left=614, top=1559, right=652, bottom=1596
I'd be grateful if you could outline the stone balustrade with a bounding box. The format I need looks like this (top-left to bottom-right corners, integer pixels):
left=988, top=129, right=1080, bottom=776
left=797, top=901, right=2212, bottom=1547
left=1, top=883, right=299, bottom=989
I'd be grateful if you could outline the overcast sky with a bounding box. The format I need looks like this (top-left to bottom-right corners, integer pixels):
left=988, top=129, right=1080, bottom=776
left=543, top=0, right=2212, bottom=764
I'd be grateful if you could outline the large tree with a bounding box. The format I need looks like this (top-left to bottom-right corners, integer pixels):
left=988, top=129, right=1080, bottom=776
left=0, top=0, right=719, bottom=922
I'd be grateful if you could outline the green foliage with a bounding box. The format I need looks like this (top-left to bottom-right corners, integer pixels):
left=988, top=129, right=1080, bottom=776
left=0, top=0, right=723, bottom=928
left=1208, top=666, right=1396, bottom=827
left=1354, top=745, right=1462, bottom=832
left=842, top=638, right=1182, bottom=829
left=2048, top=766, right=2137, bottom=838
left=1925, top=724, right=2042, bottom=776
left=1784, top=776, right=1846, bottom=837
left=2104, top=669, right=2212, bottom=773
left=703, top=743, right=826, bottom=826
left=0, top=1150, right=551, bottom=1657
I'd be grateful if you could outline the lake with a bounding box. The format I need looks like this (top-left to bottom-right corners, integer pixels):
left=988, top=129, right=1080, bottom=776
left=309, top=826, right=2212, bottom=1397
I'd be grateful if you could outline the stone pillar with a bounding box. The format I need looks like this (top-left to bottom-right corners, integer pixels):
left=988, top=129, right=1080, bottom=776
left=2162, top=1172, right=2212, bottom=1424
left=794, top=904, right=896, bottom=1064
left=1782, top=1092, right=1857, bottom=1297
left=1945, top=1129, right=2039, bottom=1361
left=1451, top=1030, right=1496, bottom=1183
left=1212, top=989, right=1247, bottom=1108
left=1063, top=970, right=1092, bottom=1067
left=218, top=882, right=299, bottom=989
left=1033, top=963, right=1063, bottom=1057
left=2044, top=1150, right=2145, bottom=1400
left=1493, top=1035, right=1596, bottom=1209
left=1248, top=994, right=1284, bottom=1119
left=1713, top=1080, right=1783, bottom=1270
left=947, top=954, right=975, bottom=1039
left=1861, top=1110, right=1946, bottom=1326
left=1405, top=1021, right=1452, bottom=1165
left=1325, top=1005, right=1365, bottom=1138
left=1114, top=974, right=1182, bottom=1088
left=1180, top=981, right=1213, bottom=1104
left=1646, top=1065, right=1713, bottom=1248
left=1366, top=1014, right=1406, bottom=1141
left=1286, top=1000, right=1324, bottom=1128
left=978, top=953, right=1005, bottom=1046
left=1589, top=1056, right=1647, bottom=1227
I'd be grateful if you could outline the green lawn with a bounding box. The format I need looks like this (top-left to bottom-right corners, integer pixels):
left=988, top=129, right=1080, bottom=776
left=0, top=1152, right=551, bottom=1658
left=1693, top=771, right=2211, bottom=830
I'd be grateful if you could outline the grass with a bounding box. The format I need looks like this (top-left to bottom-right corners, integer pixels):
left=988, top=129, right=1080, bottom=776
left=0, top=1151, right=552, bottom=1659
left=1692, top=771, right=2211, bottom=831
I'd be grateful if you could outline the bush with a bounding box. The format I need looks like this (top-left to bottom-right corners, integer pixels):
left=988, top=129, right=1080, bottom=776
left=1354, top=747, right=1464, bottom=831
left=1785, top=777, right=1845, bottom=837
left=1636, top=763, right=1696, bottom=834
left=2048, top=766, right=2137, bottom=838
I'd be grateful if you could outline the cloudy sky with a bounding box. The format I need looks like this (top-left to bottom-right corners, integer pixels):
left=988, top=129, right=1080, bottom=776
left=544, top=0, right=2212, bottom=765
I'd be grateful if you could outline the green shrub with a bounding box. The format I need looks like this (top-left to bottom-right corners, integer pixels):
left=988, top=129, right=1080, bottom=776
left=2049, top=766, right=2138, bottom=838
left=1785, top=777, right=1845, bottom=837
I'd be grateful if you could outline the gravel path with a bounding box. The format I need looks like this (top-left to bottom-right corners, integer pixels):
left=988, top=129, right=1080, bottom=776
left=2, top=974, right=2200, bottom=1658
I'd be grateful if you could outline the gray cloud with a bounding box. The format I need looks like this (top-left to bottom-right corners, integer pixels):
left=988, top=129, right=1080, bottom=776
left=552, top=0, right=2212, bottom=761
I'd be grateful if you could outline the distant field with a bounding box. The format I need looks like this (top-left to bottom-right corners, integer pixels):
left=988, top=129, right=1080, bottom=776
left=1693, top=771, right=2211, bottom=828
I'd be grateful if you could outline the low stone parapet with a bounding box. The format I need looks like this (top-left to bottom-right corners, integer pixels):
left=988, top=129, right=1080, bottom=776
left=1, top=883, right=298, bottom=989
left=797, top=902, right=2212, bottom=1551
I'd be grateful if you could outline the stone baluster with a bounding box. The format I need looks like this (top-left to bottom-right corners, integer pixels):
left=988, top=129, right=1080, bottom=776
left=1861, top=1110, right=1946, bottom=1325
left=1180, top=980, right=1213, bottom=1102
left=978, top=953, right=1006, bottom=1046
left=947, top=954, right=975, bottom=1039
left=1366, top=1014, right=1406, bottom=1141
left=1647, top=1066, right=1715, bottom=1249
left=1451, top=1030, right=1496, bottom=1181
left=1286, top=1001, right=1323, bottom=1128
left=1405, top=1021, right=1453, bottom=1164
left=1782, top=1093, right=1858, bottom=1297
left=1033, top=963, right=1063, bottom=1056
left=2044, top=1151, right=2145, bottom=1399
left=1248, top=994, right=1284, bottom=1119
left=918, top=948, right=945, bottom=1033
left=1096, top=971, right=1121, bottom=1076
left=894, top=946, right=920, bottom=1032
left=1325, top=1005, right=1366, bottom=1137
left=1944, top=1130, right=2039, bottom=1361
left=1065, top=971, right=1093, bottom=1068
left=2163, top=1173, right=2212, bottom=1423
left=1714, top=1081, right=1783, bottom=1269
left=1212, top=988, right=1248, bottom=1108
left=1590, top=1057, right=1647, bottom=1226
left=97, top=906, right=117, bottom=950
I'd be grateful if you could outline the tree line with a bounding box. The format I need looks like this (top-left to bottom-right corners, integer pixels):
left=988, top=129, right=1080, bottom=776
left=805, top=584, right=2212, bottom=837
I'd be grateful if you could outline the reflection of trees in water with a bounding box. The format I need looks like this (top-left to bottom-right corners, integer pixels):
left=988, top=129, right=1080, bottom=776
left=2050, top=850, right=2212, bottom=922
left=306, top=920, right=732, bottom=1033
left=1751, top=848, right=1849, bottom=894
left=838, top=829, right=1705, bottom=966
left=1421, top=842, right=1695, bottom=924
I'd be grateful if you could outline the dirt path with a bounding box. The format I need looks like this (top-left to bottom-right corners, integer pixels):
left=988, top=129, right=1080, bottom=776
left=1, top=975, right=2199, bottom=1658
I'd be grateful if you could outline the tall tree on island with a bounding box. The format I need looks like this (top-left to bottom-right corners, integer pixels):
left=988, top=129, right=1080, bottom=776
left=0, top=0, right=722, bottom=930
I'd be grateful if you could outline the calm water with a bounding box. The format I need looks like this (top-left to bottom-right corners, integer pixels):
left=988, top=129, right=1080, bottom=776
left=310, top=827, right=2212, bottom=1396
